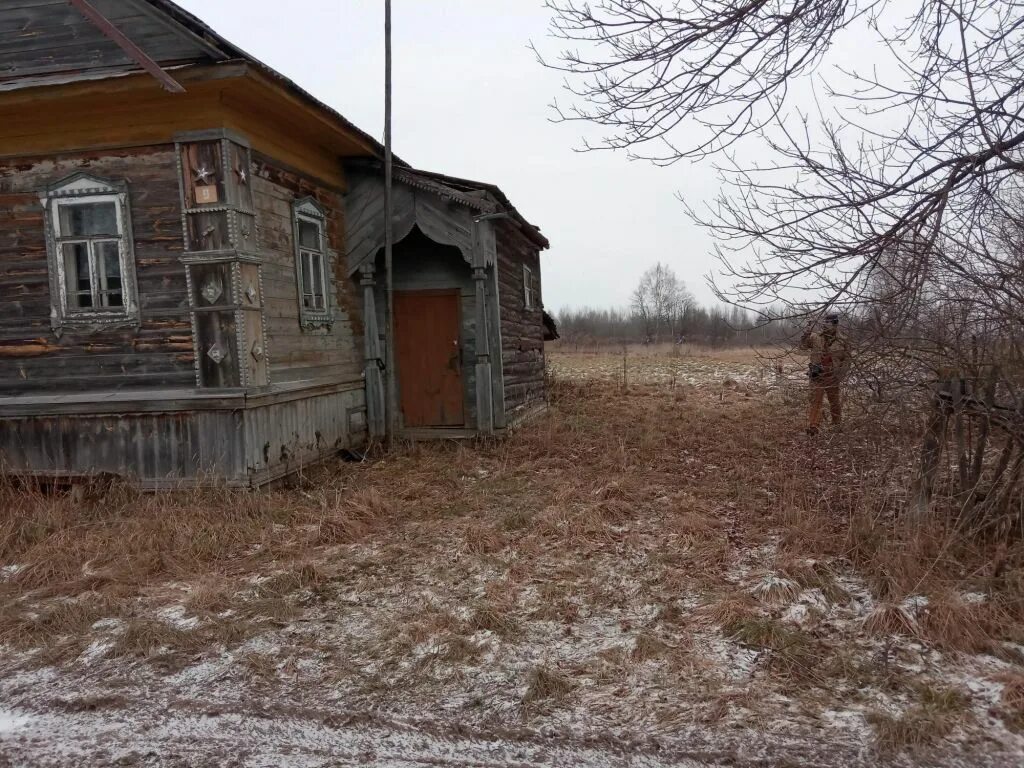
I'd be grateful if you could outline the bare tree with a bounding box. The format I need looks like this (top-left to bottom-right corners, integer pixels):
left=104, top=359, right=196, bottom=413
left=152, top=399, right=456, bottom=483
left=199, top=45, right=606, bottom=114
left=538, top=1, right=1024, bottom=308
left=631, top=263, right=694, bottom=342
left=538, top=0, right=1024, bottom=527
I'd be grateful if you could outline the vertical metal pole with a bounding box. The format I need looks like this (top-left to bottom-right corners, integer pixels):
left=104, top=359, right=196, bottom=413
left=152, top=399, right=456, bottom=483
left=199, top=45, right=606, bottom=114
left=383, top=0, right=396, bottom=446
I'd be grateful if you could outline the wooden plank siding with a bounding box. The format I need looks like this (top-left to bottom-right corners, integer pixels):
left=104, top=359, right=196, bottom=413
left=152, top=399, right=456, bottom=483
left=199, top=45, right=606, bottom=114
left=496, top=223, right=546, bottom=417
left=0, top=380, right=366, bottom=488
left=250, top=151, right=363, bottom=386
left=0, top=145, right=194, bottom=393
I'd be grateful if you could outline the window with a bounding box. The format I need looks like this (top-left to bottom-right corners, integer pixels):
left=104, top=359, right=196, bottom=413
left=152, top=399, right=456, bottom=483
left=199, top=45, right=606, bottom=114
left=42, top=173, right=139, bottom=334
left=292, top=197, right=332, bottom=330
left=523, top=264, right=535, bottom=309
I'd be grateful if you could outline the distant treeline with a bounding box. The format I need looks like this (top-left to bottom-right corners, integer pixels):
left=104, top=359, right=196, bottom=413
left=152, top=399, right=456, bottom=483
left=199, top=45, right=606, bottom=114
left=554, top=304, right=791, bottom=348
left=555, top=263, right=793, bottom=349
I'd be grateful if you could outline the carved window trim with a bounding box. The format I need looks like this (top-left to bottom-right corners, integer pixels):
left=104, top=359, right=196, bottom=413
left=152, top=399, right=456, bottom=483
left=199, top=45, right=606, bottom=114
left=292, top=197, right=333, bottom=331
left=41, top=173, right=140, bottom=336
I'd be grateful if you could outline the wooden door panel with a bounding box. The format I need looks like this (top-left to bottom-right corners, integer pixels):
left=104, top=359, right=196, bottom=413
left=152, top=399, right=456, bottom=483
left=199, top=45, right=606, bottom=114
left=394, top=290, right=464, bottom=427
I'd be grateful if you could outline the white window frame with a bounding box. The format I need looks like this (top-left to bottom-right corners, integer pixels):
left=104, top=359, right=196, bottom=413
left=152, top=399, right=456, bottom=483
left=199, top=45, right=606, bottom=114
left=41, top=173, right=140, bottom=335
left=292, top=197, right=333, bottom=331
left=523, top=264, right=535, bottom=309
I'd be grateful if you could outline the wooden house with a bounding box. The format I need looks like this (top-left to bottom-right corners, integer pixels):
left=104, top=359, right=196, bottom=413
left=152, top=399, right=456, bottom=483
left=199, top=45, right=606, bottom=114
left=0, top=0, right=550, bottom=488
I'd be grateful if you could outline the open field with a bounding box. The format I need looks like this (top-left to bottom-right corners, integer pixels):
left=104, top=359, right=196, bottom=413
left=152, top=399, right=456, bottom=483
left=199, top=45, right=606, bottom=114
left=1, top=349, right=1023, bottom=766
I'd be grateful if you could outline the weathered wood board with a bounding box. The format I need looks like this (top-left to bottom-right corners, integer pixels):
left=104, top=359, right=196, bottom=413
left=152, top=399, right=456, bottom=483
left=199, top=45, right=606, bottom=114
left=496, top=221, right=546, bottom=418
left=0, top=145, right=193, bottom=393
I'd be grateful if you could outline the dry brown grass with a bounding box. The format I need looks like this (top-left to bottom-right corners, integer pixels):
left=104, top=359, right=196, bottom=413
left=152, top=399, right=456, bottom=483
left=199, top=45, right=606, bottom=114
left=1, top=351, right=1023, bottom=757
left=184, top=576, right=234, bottom=617
left=109, top=618, right=197, bottom=660
left=863, top=603, right=919, bottom=638
left=631, top=631, right=672, bottom=662
left=917, top=591, right=1000, bottom=654
left=523, top=665, right=576, bottom=704
left=0, top=480, right=379, bottom=598
left=438, top=634, right=485, bottom=664
left=240, top=651, right=279, bottom=684
left=467, top=601, right=519, bottom=637
left=751, top=574, right=802, bottom=605
left=0, top=593, right=123, bottom=663
left=997, top=672, right=1024, bottom=732
left=547, top=341, right=772, bottom=365
left=704, top=591, right=758, bottom=629
left=868, top=684, right=971, bottom=752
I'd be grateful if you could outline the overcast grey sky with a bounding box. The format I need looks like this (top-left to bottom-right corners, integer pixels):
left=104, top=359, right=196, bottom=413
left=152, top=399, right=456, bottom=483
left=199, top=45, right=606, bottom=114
left=174, top=0, right=724, bottom=310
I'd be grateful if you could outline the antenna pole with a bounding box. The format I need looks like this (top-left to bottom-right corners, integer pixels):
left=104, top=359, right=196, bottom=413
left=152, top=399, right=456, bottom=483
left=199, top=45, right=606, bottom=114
left=383, top=0, right=396, bottom=446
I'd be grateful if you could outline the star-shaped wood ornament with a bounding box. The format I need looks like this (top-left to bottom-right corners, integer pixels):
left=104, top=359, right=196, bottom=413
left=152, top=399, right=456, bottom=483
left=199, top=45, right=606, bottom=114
left=235, top=164, right=248, bottom=185
left=193, top=165, right=214, bottom=185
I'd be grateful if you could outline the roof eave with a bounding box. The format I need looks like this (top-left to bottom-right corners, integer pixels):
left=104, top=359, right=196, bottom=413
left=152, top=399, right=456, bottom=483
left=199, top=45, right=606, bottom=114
left=348, top=159, right=549, bottom=250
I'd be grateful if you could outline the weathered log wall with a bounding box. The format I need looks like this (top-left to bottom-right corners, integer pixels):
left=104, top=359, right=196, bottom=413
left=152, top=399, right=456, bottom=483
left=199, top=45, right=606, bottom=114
left=0, top=146, right=193, bottom=393
left=251, top=151, right=363, bottom=385
left=496, top=224, right=545, bottom=417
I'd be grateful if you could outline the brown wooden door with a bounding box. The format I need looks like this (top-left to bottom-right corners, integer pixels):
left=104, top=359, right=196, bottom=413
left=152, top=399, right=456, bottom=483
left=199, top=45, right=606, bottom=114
left=394, top=290, right=465, bottom=427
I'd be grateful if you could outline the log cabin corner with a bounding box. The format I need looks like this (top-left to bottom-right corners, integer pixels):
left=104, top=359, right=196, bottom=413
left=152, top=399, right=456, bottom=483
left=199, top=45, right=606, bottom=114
left=0, top=0, right=551, bottom=488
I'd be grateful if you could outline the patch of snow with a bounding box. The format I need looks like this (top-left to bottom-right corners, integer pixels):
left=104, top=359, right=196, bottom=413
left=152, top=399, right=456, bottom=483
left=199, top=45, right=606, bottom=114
left=78, top=640, right=112, bottom=665
left=0, top=710, right=30, bottom=734
left=237, top=635, right=282, bottom=655
left=751, top=574, right=800, bottom=604
left=701, top=633, right=760, bottom=680
left=799, top=587, right=830, bottom=611
left=835, top=574, right=875, bottom=614
left=782, top=603, right=810, bottom=626
left=410, top=639, right=445, bottom=662
left=958, top=672, right=1005, bottom=706
left=819, top=707, right=870, bottom=736
left=0, top=564, right=23, bottom=580
left=157, top=605, right=200, bottom=630
left=90, top=617, right=124, bottom=633
left=164, top=658, right=231, bottom=687
left=901, top=594, right=929, bottom=616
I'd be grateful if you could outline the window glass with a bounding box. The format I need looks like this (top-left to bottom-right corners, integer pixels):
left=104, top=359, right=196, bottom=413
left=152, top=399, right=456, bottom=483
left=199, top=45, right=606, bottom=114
left=300, top=250, right=328, bottom=311
left=311, top=253, right=325, bottom=309
left=62, top=242, right=92, bottom=308
left=95, top=241, right=123, bottom=307
left=59, top=202, right=118, bottom=237
left=293, top=202, right=331, bottom=327
left=298, top=219, right=321, bottom=250
left=44, top=179, right=137, bottom=328
left=301, top=252, right=314, bottom=309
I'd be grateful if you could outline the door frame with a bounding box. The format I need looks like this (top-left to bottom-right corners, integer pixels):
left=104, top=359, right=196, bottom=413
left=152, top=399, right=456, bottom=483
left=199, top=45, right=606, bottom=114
left=393, top=288, right=465, bottom=429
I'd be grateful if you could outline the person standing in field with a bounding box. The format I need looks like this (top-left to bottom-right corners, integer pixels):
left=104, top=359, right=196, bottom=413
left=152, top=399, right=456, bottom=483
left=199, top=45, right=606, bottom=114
left=799, top=313, right=849, bottom=435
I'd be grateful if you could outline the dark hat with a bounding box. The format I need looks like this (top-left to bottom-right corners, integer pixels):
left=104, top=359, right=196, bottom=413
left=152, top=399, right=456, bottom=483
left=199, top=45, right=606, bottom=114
left=824, top=313, right=840, bottom=324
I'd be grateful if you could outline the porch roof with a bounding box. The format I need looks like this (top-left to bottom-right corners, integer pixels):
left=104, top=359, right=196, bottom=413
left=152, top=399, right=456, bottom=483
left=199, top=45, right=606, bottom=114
left=354, top=161, right=549, bottom=251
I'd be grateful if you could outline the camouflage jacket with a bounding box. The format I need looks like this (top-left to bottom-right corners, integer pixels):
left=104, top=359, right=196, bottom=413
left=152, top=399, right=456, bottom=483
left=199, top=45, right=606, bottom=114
left=798, top=330, right=849, bottom=380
